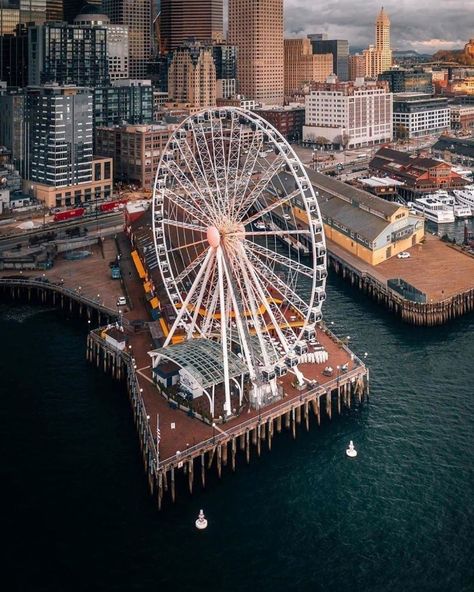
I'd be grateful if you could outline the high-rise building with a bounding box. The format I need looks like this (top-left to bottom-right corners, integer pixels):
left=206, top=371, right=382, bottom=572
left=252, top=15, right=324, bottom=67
left=102, top=0, right=151, bottom=79
left=74, top=6, right=129, bottom=82
left=96, top=123, right=171, bottom=189
left=284, top=38, right=333, bottom=95
left=167, top=43, right=216, bottom=108
left=46, top=0, right=63, bottom=20
left=229, top=0, right=284, bottom=105
left=160, top=0, right=223, bottom=53
left=303, top=80, right=393, bottom=148
left=0, top=90, right=26, bottom=176
left=307, top=36, right=349, bottom=81
left=0, top=25, right=28, bottom=87
left=212, top=42, right=237, bottom=99
left=393, top=93, right=450, bottom=139
left=23, top=85, right=113, bottom=207
left=363, top=8, right=392, bottom=78
left=93, top=80, right=154, bottom=129
left=0, top=0, right=47, bottom=36
left=25, top=85, right=93, bottom=187
left=28, top=22, right=109, bottom=87
left=379, top=69, right=433, bottom=94
left=348, top=54, right=365, bottom=81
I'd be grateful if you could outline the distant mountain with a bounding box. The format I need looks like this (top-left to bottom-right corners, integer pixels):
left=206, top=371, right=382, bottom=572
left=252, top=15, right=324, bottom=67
left=432, top=48, right=474, bottom=65
left=393, top=50, right=430, bottom=58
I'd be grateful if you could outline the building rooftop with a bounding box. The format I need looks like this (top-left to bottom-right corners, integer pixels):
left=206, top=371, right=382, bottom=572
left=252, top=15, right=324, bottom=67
left=150, top=339, right=248, bottom=390
left=432, top=135, right=474, bottom=158
left=304, top=167, right=401, bottom=220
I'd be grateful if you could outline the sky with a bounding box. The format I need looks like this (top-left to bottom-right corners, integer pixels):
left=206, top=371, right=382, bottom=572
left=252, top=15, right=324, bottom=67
left=282, top=0, right=471, bottom=54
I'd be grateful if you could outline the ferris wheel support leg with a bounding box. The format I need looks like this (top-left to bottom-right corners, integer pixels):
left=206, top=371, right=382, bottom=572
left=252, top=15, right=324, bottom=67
left=291, top=367, right=306, bottom=389
left=217, top=247, right=232, bottom=418
left=163, top=248, right=213, bottom=347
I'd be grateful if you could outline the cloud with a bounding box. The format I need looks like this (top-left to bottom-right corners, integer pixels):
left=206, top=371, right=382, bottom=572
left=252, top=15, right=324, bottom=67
left=282, top=0, right=471, bottom=53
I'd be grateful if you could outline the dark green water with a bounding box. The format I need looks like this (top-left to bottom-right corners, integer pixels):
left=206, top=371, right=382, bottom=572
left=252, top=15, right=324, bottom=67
left=1, top=275, right=473, bottom=592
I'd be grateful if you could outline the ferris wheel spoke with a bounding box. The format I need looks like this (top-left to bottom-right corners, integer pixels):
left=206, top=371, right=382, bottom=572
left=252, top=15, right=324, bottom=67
left=179, top=130, right=223, bottom=221
left=164, top=247, right=214, bottom=347
left=234, top=155, right=286, bottom=222
left=239, top=246, right=296, bottom=351
left=234, top=259, right=273, bottom=369
left=162, top=219, right=206, bottom=233
left=194, top=123, right=226, bottom=217
left=166, top=239, right=208, bottom=254
left=173, top=249, right=209, bottom=285
left=244, top=240, right=313, bottom=278
left=244, top=247, right=310, bottom=317
left=243, top=229, right=312, bottom=237
left=220, top=251, right=257, bottom=380
left=186, top=249, right=217, bottom=339
left=164, top=185, right=211, bottom=227
left=230, top=128, right=265, bottom=214
left=243, top=189, right=301, bottom=226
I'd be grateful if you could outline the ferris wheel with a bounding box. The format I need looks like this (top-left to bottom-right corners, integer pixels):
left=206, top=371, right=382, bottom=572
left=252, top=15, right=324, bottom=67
left=152, top=107, right=327, bottom=416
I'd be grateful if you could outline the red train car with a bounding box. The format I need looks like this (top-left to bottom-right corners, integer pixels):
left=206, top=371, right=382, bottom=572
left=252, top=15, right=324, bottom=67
left=53, top=208, right=85, bottom=223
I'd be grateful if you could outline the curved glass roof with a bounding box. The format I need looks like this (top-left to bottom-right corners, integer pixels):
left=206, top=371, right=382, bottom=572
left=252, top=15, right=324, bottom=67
left=151, top=339, right=248, bottom=390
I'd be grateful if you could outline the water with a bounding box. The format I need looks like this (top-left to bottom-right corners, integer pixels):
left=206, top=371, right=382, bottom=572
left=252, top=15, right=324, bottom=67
left=1, top=278, right=473, bottom=592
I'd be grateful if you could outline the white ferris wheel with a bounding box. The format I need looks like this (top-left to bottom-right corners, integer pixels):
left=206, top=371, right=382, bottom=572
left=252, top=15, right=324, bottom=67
left=152, top=107, right=327, bottom=417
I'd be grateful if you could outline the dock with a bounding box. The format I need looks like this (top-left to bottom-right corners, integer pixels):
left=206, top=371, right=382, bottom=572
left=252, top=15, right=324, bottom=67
left=86, top=324, right=368, bottom=509
left=0, top=232, right=368, bottom=509
left=327, top=234, right=474, bottom=325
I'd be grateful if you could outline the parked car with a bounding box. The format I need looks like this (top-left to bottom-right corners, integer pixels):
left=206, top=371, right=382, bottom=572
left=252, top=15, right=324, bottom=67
left=397, top=251, right=411, bottom=259
left=116, top=296, right=127, bottom=306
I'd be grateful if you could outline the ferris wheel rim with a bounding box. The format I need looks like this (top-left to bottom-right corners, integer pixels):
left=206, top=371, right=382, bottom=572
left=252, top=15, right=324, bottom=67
left=151, top=107, right=327, bottom=411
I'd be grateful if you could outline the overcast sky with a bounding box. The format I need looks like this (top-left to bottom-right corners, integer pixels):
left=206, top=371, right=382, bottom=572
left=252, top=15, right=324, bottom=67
left=282, top=0, right=471, bottom=53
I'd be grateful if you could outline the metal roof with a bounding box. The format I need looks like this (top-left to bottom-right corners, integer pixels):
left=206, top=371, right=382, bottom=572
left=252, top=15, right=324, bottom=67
left=320, top=195, right=388, bottom=242
left=304, top=167, right=400, bottom=219
left=151, top=339, right=248, bottom=390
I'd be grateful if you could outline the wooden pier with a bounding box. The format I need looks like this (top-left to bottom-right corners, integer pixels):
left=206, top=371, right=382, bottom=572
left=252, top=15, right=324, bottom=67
left=327, top=235, right=474, bottom=326
left=0, top=274, right=369, bottom=510
left=86, top=329, right=368, bottom=510
left=0, top=277, right=119, bottom=325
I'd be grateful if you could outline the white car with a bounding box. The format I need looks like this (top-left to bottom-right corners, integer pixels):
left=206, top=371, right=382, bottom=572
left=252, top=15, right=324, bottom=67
left=116, top=296, right=127, bottom=306
left=397, top=251, right=410, bottom=259
left=283, top=213, right=291, bottom=220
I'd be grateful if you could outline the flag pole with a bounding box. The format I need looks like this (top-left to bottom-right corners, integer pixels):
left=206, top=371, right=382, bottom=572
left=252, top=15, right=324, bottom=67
left=156, top=413, right=160, bottom=472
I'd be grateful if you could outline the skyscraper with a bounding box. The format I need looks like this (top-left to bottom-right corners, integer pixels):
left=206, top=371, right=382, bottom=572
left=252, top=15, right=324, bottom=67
left=28, top=22, right=109, bottom=87
left=307, top=36, right=349, bottom=81
left=0, top=0, right=46, bottom=36
left=160, top=0, right=223, bottom=53
left=364, top=7, right=392, bottom=78
left=25, top=85, right=93, bottom=187
left=228, top=0, right=284, bottom=105
left=102, top=0, right=151, bottom=79
left=167, top=43, right=216, bottom=108
left=284, top=39, right=333, bottom=95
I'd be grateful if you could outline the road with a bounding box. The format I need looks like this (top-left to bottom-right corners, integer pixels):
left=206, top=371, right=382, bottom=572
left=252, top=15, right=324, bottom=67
left=0, top=212, right=124, bottom=252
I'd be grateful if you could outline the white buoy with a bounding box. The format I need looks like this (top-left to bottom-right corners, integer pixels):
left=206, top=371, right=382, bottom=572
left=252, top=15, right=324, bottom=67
left=195, top=509, right=208, bottom=530
left=346, top=440, right=357, bottom=458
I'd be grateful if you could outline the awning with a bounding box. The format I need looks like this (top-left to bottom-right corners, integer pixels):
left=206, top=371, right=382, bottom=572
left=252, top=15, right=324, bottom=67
left=131, top=250, right=146, bottom=279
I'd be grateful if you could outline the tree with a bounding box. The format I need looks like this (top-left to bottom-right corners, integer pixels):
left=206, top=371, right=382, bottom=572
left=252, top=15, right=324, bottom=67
left=333, top=133, right=351, bottom=150
left=395, top=123, right=409, bottom=141
left=314, top=136, right=330, bottom=147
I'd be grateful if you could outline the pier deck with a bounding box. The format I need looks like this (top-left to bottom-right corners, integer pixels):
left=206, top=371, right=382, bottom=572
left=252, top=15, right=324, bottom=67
left=327, top=234, right=474, bottom=324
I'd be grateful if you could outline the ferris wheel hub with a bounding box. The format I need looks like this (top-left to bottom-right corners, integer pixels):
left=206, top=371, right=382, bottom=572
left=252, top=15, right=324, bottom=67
left=207, top=226, right=221, bottom=248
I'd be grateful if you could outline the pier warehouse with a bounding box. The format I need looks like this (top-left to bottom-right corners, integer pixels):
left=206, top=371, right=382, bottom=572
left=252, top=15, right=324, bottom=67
left=291, top=168, right=425, bottom=265
left=369, top=147, right=467, bottom=199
